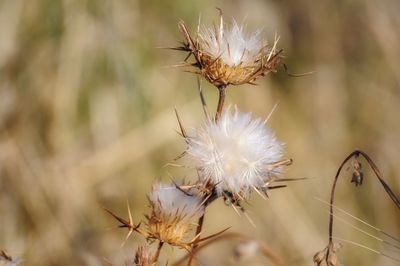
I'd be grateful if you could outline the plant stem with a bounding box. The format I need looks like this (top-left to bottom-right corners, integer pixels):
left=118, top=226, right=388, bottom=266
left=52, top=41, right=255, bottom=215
left=215, top=85, right=226, bottom=121
left=187, top=214, right=205, bottom=266
left=153, top=241, right=164, bottom=264
left=328, top=152, right=355, bottom=243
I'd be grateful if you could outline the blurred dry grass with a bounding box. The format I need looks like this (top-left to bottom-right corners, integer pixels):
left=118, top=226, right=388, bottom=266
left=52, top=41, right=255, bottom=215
left=0, top=0, right=399, bottom=265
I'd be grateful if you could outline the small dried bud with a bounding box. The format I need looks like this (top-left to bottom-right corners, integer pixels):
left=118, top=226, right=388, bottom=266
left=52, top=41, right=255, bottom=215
left=131, top=245, right=153, bottom=266
left=313, top=243, right=342, bottom=266
left=177, top=12, right=282, bottom=88
left=350, top=156, right=363, bottom=186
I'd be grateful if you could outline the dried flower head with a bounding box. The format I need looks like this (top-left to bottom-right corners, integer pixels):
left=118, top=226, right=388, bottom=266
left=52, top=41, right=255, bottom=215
left=185, top=107, right=287, bottom=200
left=178, top=11, right=282, bottom=88
left=131, top=245, right=154, bottom=266
left=146, top=184, right=205, bottom=248
left=313, top=242, right=342, bottom=266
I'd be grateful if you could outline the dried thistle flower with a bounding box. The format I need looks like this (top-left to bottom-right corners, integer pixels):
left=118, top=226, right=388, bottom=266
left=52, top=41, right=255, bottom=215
left=130, top=245, right=154, bottom=266
left=178, top=11, right=282, bottom=88
left=313, top=242, right=342, bottom=266
left=146, top=184, right=205, bottom=249
left=185, top=106, right=287, bottom=200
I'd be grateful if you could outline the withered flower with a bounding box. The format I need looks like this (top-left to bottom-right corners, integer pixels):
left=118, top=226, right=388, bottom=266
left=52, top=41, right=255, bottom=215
left=146, top=184, right=205, bottom=249
left=178, top=12, right=282, bottom=88
left=131, top=245, right=154, bottom=266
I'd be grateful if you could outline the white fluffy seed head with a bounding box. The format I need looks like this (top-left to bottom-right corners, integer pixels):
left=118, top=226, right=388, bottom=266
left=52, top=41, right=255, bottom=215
left=148, top=184, right=204, bottom=221
left=199, top=19, right=264, bottom=67
left=185, top=107, right=284, bottom=197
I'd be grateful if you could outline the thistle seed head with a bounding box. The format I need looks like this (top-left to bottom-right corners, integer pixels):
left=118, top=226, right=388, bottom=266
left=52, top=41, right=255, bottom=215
left=185, top=106, right=286, bottom=200
left=146, top=184, right=205, bottom=248
left=178, top=12, right=282, bottom=88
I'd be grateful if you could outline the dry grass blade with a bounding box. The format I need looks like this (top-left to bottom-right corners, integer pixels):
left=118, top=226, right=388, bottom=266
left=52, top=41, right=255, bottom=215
left=332, top=237, right=400, bottom=263
left=315, top=197, right=400, bottom=245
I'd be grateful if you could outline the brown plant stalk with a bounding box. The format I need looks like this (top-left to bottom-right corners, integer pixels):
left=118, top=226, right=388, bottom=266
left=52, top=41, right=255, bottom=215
left=317, top=149, right=400, bottom=265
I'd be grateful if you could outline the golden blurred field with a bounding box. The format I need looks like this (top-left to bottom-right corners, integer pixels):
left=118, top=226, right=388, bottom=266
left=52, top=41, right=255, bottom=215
left=0, top=0, right=399, bottom=265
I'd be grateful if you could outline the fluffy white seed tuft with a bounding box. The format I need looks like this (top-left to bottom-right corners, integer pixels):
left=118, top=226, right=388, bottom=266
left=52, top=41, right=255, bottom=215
left=186, top=107, right=284, bottom=197
left=198, top=19, right=265, bottom=67
left=148, top=184, right=204, bottom=221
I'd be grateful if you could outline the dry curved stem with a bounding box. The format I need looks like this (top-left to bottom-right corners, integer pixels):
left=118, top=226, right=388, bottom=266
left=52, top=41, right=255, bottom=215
left=318, top=149, right=400, bottom=265
left=328, top=150, right=400, bottom=243
left=174, top=232, right=285, bottom=266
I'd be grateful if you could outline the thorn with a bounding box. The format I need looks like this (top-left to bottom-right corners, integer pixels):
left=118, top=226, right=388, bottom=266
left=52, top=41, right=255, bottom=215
left=174, top=107, right=187, bottom=138
left=283, top=63, right=314, bottom=77
left=102, top=205, right=141, bottom=246
left=196, top=227, right=230, bottom=244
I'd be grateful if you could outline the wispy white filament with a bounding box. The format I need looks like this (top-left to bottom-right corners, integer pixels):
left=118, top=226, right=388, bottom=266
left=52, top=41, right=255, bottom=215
left=186, top=107, right=284, bottom=196
left=149, top=184, right=204, bottom=220
left=199, top=19, right=264, bottom=67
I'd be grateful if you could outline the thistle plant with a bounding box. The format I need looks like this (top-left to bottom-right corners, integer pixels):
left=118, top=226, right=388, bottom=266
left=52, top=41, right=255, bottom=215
left=104, top=10, right=295, bottom=266
left=102, top=9, right=400, bottom=266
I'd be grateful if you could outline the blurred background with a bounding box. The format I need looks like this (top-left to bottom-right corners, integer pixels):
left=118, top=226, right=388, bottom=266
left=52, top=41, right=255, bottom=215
left=0, top=0, right=399, bottom=265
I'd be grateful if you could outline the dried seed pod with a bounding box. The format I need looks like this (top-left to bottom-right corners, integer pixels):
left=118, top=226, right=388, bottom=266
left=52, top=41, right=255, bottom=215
left=313, top=242, right=342, bottom=266
left=350, top=156, right=363, bottom=186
